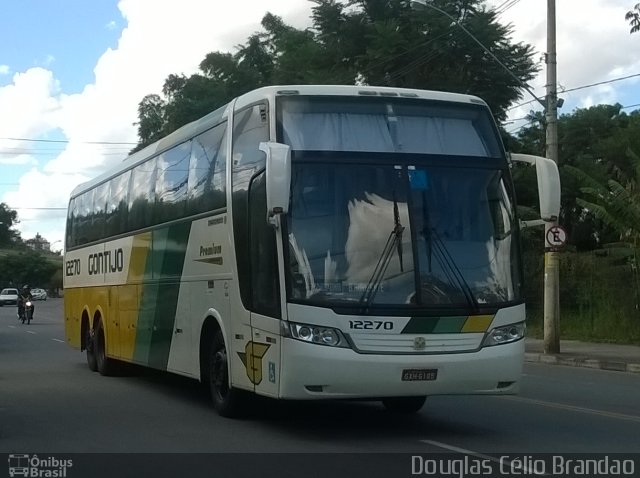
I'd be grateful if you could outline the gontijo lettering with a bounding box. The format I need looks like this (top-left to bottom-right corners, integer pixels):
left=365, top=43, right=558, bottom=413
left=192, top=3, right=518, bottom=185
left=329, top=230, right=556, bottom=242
left=88, top=248, right=124, bottom=275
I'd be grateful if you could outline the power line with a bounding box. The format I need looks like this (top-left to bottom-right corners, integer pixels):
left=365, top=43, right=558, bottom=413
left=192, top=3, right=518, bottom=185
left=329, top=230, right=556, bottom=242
left=494, top=0, right=523, bottom=15
left=0, top=137, right=137, bottom=145
left=8, top=207, right=67, bottom=211
left=562, top=72, right=640, bottom=94
left=0, top=151, right=129, bottom=157
left=506, top=101, right=640, bottom=135
left=507, top=72, right=640, bottom=111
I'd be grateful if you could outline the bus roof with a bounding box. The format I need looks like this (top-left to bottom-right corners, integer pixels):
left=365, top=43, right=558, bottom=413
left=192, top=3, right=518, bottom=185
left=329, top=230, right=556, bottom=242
left=233, top=84, right=487, bottom=111
left=70, top=85, right=488, bottom=198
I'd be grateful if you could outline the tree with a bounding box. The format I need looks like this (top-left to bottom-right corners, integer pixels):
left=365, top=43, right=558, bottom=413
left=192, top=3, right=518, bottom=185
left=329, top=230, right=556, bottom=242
left=626, top=3, right=640, bottom=34
left=511, top=105, right=640, bottom=250
left=0, top=251, right=60, bottom=289
left=134, top=0, right=539, bottom=149
left=134, top=94, right=166, bottom=151
left=0, top=203, right=21, bottom=247
left=566, top=148, right=640, bottom=246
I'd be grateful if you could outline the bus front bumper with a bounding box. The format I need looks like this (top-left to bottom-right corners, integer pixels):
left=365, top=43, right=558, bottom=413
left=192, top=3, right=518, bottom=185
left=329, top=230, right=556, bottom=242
left=278, top=337, right=524, bottom=400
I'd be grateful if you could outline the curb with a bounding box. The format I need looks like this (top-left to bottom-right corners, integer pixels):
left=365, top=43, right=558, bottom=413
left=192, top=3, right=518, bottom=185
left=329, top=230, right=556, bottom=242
left=524, top=352, right=640, bottom=374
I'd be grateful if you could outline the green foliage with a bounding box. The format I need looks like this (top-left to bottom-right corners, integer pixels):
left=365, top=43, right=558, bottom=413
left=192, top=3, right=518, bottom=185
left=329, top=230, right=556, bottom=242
left=0, top=202, right=21, bottom=247
left=0, top=250, right=61, bottom=291
left=565, top=148, right=640, bottom=246
left=525, top=247, right=640, bottom=344
left=511, top=106, right=640, bottom=250
left=135, top=0, right=539, bottom=147
left=133, top=94, right=166, bottom=151
left=626, top=3, right=640, bottom=34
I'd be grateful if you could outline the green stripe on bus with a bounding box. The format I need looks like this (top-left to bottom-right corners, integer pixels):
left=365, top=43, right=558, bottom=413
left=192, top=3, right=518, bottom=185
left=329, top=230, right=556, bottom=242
left=134, top=222, right=191, bottom=370
left=432, top=316, right=467, bottom=333
left=401, top=316, right=468, bottom=334
left=401, top=317, right=438, bottom=334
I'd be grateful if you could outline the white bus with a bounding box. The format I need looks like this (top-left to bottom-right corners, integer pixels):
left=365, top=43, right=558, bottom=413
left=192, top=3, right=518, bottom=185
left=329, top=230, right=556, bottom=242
left=64, top=85, right=560, bottom=416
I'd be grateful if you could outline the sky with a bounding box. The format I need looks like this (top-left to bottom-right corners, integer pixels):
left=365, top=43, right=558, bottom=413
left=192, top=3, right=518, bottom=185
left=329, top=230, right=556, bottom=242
left=1, top=0, right=639, bottom=253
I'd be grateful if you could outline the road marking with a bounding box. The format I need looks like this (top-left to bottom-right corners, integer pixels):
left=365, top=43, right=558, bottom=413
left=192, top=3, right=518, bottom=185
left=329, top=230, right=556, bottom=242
left=26, top=331, right=37, bottom=335
left=8, top=325, right=16, bottom=329
left=420, top=439, right=499, bottom=461
left=52, top=339, right=65, bottom=343
left=420, top=440, right=545, bottom=475
left=499, top=396, right=640, bottom=423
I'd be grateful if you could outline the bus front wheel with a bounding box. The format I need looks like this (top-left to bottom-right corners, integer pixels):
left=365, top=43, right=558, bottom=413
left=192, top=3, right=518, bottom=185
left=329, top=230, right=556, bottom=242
left=209, top=330, right=244, bottom=417
left=382, top=396, right=427, bottom=413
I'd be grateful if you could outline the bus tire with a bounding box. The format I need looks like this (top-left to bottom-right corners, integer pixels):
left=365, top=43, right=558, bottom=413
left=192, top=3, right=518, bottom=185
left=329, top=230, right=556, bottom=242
left=85, top=324, right=98, bottom=372
left=209, top=330, right=243, bottom=417
left=382, top=396, right=426, bottom=413
left=95, top=320, right=117, bottom=376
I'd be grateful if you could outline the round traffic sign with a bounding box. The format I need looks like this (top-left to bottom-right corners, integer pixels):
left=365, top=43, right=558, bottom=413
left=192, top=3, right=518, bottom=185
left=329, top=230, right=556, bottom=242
left=546, top=225, right=567, bottom=248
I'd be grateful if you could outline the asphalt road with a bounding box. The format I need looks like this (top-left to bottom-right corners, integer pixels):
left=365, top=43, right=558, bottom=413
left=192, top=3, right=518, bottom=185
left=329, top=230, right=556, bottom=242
left=1, top=299, right=639, bottom=456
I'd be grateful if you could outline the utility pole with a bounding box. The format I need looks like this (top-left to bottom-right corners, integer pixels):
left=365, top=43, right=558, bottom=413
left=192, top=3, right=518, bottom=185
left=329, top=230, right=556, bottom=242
left=544, top=0, right=560, bottom=354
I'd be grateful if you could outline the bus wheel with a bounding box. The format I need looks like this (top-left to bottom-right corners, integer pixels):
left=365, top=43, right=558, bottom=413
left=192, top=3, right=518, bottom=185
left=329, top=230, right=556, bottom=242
left=382, top=396, right=426, bottom=413
left=95, top=320, right=116, bottom=376
left=85, top=325, right=98, bottom=372
left=209, top=330, right=243, bottom=417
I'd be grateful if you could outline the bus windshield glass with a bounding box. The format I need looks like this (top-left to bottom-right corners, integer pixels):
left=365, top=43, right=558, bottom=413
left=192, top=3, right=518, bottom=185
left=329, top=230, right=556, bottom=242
left=278, top=95, right=503, bottom=157
left=279, top=96, right=520, bottom=310
left=286, top=160, right=520, bottom=309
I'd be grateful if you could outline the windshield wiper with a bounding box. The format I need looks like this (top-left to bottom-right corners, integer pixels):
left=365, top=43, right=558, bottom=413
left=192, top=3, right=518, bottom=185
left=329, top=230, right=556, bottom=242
left=359, top=192, right=404, bottom=307
left=425, top=227, right=479, bottom=311
left=420, top=191, right=478, bottom=311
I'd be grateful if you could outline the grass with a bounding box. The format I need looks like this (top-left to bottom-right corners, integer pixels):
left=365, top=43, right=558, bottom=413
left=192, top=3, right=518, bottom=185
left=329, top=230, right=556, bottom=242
left=526, top=308, right=640, bottom=345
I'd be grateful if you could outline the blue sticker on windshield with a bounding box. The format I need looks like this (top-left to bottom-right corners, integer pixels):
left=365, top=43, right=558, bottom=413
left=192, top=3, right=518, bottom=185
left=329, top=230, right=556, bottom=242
left=409, top=170, right=428, bottom=190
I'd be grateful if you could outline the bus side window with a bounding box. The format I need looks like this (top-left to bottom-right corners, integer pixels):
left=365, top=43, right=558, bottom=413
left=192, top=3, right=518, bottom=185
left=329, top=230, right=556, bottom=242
left=66, top=198, right=77, bottom=248
left=90, top=181, right=109, bottom=243
left=232, top=103, right=270, bottom=312
left=188, top=122, right=227, bottom=215
left=232, top=104, right=269, bottom=175
left=105, top=169, right=131, bottom=238
left=128, top=157, right=157, bottom=231
left=156, top=141, right=190, bottom=223
left=75, top=189, right=94, bottom=246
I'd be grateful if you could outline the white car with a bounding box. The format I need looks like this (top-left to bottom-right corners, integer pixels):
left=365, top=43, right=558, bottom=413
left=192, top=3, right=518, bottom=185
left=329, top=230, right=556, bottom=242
left=0, top=288, right=19, bottom=306
left=32, top=288, right=48, bottom=301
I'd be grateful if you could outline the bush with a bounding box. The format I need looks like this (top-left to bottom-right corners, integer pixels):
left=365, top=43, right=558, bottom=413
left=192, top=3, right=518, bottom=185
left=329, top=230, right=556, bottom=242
left=523, top=243, right=640, bottom=344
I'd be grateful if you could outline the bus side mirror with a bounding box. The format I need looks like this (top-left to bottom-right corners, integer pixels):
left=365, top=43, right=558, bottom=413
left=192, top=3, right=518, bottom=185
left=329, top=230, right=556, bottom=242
left=510, top=153, right=561, bottom=222
left=260, top=141, right=291, bottom=224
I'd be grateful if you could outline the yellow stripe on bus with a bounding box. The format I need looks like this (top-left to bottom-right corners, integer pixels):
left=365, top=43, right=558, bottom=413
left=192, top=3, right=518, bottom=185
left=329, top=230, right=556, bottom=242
left=461, top=314, right=494, bottom=333
left=119, top=232, right=152, bottom=360
left=128, top=232, right=152, bottom=283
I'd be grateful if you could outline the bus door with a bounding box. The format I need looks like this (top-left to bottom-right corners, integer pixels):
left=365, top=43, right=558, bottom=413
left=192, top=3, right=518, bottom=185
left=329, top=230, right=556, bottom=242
left=231, top=102, right=282, bottom=396
left=247, top=169, right=282, bottom=398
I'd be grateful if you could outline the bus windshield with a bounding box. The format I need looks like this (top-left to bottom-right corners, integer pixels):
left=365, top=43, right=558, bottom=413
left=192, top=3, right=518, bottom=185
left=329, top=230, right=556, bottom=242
left=285, top=159, right=521, bottom=310
left=277, top=95, right=503, bottom=157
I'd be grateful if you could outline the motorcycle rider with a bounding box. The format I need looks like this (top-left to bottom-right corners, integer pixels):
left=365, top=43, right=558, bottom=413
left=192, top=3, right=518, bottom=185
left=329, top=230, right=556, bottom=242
left=17, top=284, right=34, bottom=321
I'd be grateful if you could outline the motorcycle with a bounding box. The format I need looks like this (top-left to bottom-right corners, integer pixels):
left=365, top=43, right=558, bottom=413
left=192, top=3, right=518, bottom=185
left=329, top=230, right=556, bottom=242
left=18, top=300, right=34, bottom=324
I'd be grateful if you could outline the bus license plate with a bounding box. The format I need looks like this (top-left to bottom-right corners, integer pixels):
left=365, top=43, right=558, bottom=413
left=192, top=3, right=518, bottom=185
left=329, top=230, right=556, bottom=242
left=401, top=369, right=438, bottom=381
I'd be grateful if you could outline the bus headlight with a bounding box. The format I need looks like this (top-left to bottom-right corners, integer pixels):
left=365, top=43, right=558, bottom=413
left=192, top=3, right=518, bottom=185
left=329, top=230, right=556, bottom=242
left=482, top=322, right=525, bottom=347
left=284, top=322, right=349, bottom=348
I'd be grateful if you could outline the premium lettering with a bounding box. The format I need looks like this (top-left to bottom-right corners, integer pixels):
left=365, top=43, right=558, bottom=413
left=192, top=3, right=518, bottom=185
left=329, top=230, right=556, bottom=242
left=200, top=243, right=222, bottom=256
